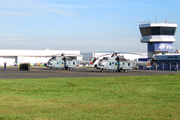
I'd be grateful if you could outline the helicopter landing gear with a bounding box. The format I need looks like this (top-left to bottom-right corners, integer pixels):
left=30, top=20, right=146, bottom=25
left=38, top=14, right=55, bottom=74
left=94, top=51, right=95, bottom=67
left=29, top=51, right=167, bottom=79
left=116, top=70, right=121, bottom=72
left=63, top=67, right=68, bottom=70
left=124, top=70, right=128, bottom=73
left=100, top=68, right=104, bottom=72
left=49, top=67, right=52, bottom=70
left=69, top=68, right=73, bottom=70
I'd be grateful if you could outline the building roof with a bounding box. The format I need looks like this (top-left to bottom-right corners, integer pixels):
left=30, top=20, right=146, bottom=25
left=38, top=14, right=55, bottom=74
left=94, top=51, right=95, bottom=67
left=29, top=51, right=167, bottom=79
left=0, top=49, right=80, bottom=57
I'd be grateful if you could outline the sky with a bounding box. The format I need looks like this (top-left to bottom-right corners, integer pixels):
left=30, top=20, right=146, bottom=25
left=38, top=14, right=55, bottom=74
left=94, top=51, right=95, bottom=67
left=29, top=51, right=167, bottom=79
left=0, top=0, right=179, bottom=53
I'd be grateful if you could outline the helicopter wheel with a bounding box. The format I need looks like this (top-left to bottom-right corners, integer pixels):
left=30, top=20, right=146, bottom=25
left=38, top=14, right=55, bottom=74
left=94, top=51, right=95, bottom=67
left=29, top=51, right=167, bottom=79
left=118, top=70, right=121, bottom=72
left=124, top=70, right=128, bottom=73
left=70, top=68, right=73, bottom=70
left=100, top=69, right=103, bottom=72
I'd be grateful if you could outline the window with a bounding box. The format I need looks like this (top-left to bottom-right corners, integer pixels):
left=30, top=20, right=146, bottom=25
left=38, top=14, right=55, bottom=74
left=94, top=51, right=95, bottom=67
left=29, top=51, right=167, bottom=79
left=128, top=63, right=130, bottom=66
left=140, top=27, right=176, bottom=36
left=103, top=57, right=108, bottom=60
left=73, top=62, right=75, bottom=65
left=140, top=27, right=151, bottom=36
left=115, top=62, right=117, bottom=65
left=109, top=62, right=111, bottom=65
left=112, top=62, right=114, bottom=65
left=151, top=27, right=160, bottom=35
left=161, top=27, right=176, bottom=35
left=171, top=62, right=177, bottom=67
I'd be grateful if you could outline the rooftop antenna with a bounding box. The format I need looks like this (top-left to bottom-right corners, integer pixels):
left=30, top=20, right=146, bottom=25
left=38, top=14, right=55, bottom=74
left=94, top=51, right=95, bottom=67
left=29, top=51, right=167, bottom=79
left=155, top=17, right=157, bottom=23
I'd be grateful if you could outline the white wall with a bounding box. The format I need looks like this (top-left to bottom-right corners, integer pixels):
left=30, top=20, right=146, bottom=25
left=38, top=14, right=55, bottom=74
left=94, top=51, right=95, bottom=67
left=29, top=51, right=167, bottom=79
left=0, top=49, right=81, bottom=65
left=0, top=57, right=17, bottom=66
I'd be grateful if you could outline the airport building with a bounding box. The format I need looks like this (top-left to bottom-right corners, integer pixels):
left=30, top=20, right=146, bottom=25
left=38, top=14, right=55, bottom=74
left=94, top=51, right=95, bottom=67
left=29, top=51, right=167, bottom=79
left=139, top=20, right=180, bottom=70
left=0, top=49, right=82, bottom=66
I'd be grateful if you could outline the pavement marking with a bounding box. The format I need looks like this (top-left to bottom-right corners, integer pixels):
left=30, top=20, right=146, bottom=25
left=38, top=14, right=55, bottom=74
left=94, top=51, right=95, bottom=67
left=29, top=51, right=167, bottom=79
left=31, top=69, right=76, bottom=73
left=55, top=71, right=76, bottom=73
left=30, top=69, right=49, bottom=72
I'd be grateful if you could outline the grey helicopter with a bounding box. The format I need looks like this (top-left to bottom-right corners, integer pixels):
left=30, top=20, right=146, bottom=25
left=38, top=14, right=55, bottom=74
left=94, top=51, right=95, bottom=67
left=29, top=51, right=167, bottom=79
left=92, top=52, right=154, bottom=72
left=45, top=53, right=90, bottom=70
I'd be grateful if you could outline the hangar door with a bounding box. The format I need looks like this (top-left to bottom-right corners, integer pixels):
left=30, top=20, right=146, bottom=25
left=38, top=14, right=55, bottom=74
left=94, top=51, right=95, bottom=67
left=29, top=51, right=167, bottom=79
left=0, top=57, right=17, bottom=66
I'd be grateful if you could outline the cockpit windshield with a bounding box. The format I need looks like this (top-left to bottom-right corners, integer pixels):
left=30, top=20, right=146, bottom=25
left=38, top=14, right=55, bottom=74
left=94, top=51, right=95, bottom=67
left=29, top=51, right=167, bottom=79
left=49, top=57, right=56, bottom=61
left=103, top=57, right=108, bottom=60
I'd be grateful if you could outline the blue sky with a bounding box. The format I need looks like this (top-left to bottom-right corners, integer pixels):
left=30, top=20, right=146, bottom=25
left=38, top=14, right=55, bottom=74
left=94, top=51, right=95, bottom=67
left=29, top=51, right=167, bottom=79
left=0, top=0, right=179, bottom=53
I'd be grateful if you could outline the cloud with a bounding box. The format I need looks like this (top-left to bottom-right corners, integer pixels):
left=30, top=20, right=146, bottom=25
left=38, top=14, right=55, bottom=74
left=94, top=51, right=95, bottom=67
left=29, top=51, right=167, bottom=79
left=0, top=33, right=28, bottom=41
left=53, top=4, right=92, bottom=9
left=97, top=23, right=114, bottom=27
left=0, top=0, right=79, bottom=17
left=0, top=11, right=45, bottom=17
left=0, top=32, right=146, bottom=53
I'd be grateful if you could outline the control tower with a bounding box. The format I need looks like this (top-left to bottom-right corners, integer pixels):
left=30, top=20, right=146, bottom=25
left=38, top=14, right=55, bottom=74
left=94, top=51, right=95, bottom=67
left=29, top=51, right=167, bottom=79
left=139, top=20, right=177, bottom=58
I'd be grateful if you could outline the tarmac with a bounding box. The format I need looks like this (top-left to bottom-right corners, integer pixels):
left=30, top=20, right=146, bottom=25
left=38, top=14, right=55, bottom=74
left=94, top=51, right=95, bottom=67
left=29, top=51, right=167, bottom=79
left=0, top=66, right=180, bottom=79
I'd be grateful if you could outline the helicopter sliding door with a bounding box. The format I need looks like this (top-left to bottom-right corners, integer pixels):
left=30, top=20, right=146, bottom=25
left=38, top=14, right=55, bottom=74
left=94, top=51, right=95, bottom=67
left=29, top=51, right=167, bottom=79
left=108, top=61, right=116, bottom=70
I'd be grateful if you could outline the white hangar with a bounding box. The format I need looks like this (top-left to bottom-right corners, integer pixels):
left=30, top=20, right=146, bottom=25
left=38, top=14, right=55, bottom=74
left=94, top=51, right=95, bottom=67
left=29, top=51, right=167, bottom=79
left=0, top=49, right=82, bottom=66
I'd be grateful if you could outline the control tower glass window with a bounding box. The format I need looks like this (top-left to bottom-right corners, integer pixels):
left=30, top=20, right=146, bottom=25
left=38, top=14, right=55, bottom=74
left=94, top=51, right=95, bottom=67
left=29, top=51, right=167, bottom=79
left=161, top=27, right=176, bottom=35
left=140, top=27, right=176, bottom=36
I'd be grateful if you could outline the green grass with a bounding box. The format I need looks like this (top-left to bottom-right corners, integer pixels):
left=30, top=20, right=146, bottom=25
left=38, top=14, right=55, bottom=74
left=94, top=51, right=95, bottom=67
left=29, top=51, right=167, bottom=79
left=0, top=74, right=180, bottom=119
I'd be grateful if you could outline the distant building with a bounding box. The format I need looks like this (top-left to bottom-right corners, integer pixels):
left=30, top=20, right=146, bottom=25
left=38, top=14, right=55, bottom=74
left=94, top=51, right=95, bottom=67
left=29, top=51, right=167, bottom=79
left=0, top=49, right=82, bottom=66
left=139, top=20, right=180, bottom=71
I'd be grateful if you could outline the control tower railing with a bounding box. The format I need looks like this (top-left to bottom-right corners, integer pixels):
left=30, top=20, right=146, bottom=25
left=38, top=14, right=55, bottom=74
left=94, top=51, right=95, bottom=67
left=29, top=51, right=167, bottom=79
left=140, top=20, right=177, bottom=25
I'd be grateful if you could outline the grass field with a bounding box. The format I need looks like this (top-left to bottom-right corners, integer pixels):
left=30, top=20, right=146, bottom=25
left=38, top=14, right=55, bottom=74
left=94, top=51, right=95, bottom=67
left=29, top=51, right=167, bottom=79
left=0, top=74, right=180, bottom=119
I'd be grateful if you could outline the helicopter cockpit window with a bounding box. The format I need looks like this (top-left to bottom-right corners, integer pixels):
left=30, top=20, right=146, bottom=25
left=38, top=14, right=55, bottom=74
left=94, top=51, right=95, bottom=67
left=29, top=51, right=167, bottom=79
left=109, top=62, right=111, bottom=65
left=50, top=57, right=56, bottom=60
left=128, top=63, right=130, bottom=66
left=103, top=57, right=108, bottom=60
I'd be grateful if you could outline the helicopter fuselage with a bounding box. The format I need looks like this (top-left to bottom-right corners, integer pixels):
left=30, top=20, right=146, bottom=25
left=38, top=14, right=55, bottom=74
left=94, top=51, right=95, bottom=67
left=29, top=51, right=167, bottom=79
left=94, top=55, right=151, bottom=72
left=46, top=56, right=80, bottom=70
left=95, top=56, right=136, bottom=72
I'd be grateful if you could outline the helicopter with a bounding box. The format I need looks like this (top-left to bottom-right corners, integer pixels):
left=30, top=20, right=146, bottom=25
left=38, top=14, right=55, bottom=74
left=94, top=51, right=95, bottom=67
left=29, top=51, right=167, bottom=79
left=91, top=52, right=154, bottom=72
left=45, top=53, right=90, bottom=70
